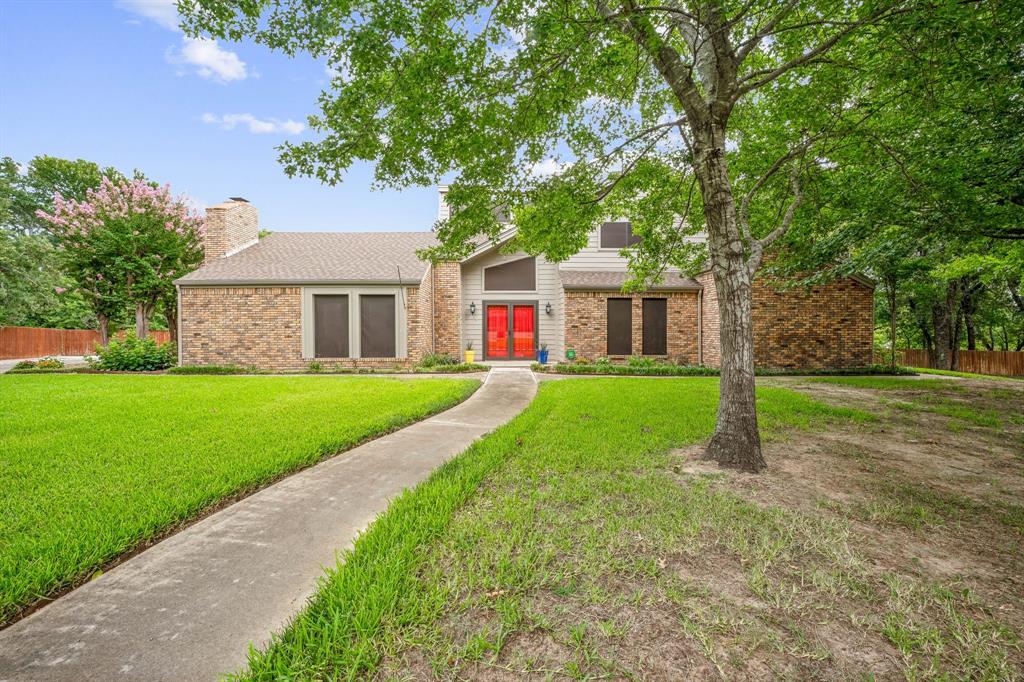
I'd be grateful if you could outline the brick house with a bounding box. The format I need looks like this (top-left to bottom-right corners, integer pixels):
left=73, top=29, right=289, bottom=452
left=175, top=189, right=874, bottom=370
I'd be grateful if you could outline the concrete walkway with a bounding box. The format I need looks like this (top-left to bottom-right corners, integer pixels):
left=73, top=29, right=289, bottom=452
left=0, top=368, right=537, bottom=681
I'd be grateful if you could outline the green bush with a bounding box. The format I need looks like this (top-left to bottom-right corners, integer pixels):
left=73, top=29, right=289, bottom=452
left=167, top=364, right=248, bottom=375
left=417, top=352, right=460, bottom=369
left=413, top=362, right=489, bottom=374
left=12, top=360, right=37, bottom=370
left=626, top=355, right=661, bottom=369
left=89, top=333, right=176, bottom=371
left=308, top=360, right=323, bottom=373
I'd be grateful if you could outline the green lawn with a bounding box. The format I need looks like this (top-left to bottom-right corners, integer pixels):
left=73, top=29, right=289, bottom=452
left=239, top=378, right=898, bottom=680
left=910, top=367, right=1023, bottom=381
left=237, top=377, right=1021, bottom=680
left=0, top=374, right=479, bottom=625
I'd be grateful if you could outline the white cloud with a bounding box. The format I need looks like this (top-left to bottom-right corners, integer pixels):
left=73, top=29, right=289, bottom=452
left=119, top=0, right=248, bottom=83
left=202, top=113, right=305, bottom=135
left=528, top=158, right=566, bottom=177
left=168, top=38, right=248, bottom=83
left=116, top=0, right=180, bottom=31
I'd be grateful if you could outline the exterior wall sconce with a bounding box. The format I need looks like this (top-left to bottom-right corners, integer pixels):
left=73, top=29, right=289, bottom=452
left=469, top=302, right=477, bottom=315
left=545, top=302, right=552, bottom=315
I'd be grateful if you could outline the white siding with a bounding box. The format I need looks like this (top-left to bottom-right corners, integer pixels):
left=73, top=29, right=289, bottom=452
left=561, top=223, right=707, bottom=272
left=560, top=226, right=634, bottom=271
left=437, top=186, right=450, bottom=221
left=461, top=251, right=564, bottom=361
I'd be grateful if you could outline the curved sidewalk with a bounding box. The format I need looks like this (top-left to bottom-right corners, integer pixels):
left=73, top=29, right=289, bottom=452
left=0, top=368, right=537, bottom=681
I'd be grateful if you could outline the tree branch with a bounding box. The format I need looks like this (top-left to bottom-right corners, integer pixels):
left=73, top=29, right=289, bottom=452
left=747, top=151, right=810, bottom=273
left=736, top=3, right=906, bottom=97
left=735, top=0, right=799, bottom=64
left=737, top=133, right=820, bottom=249
left=591, top=126, right=673, bottom=203
left=594, top=0, right=708, bottom=124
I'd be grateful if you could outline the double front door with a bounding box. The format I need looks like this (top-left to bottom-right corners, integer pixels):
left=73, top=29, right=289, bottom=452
left=485, top=303, right=536, bottom=360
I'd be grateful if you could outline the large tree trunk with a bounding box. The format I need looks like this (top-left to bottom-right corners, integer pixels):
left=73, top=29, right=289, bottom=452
left=135, top=302, right=154, bottom=339
left=930, top=301, right=952, bottom=370
left=951, top=306, right=962, bottom=371
left=884, top=273, right=898, bottom=369
left=167, top=308, right=178, bottom=344
left=96, top=312, right=110, bottom=347
left=962, top=282, right=978, bottom=351
left=929, top=281, right=963, bottom=370
left=693, top=129, right=765, bottom=473
left=706, top=263, right=764, bottom=471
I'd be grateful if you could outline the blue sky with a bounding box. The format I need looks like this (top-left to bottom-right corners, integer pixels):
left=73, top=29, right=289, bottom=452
left=0, top=0, right=439, bottom=232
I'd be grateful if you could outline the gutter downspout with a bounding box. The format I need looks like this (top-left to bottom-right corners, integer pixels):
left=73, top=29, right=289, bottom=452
left=697, top=287, right=703, bottom=366
left=430, top=263, right=436, bottom=355
left=176, top=284, right=183, bottom=366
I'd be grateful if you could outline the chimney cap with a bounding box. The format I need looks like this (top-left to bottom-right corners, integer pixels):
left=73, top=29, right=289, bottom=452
left=228, top=196, right=249, bottom=203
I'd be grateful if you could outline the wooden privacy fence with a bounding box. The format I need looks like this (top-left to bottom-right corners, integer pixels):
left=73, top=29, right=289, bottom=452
left=880, top=348, right=1024, bottom=377
left=0, top=326, right=171, bottom=359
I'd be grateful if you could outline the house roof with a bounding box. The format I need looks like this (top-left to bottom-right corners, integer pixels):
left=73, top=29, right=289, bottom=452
left=176, top=231, right=438, bottom=285
left=559, top=269, right=703, bottom=291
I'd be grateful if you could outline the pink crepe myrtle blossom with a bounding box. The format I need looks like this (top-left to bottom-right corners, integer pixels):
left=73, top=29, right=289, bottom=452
left=54, top=286, right=67, bottom=294
left=36, top=177, right=205, bottom=241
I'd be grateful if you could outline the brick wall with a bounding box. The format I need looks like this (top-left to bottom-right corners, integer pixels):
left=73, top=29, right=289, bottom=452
left=203, top=200, right=258, bottom=263
left=181, top=286, right=304, bottom=369
left=696, top=271, right=719, bottom=367
left=751, top=276, right=874, bottom=369
left=430, top=261, right=462, bottom=357
left=698, top=270, right=874, bottom=369
left=410, top=269, right=434, bottom=361
left=564, top=291, right=699, bottom=364
left=180, top=285, right=423, bottom=370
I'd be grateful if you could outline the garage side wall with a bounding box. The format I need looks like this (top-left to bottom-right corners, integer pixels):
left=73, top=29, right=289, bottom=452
left=180, top=286, right=422, bottom=370
left=698, top=272, right=875, bottom=369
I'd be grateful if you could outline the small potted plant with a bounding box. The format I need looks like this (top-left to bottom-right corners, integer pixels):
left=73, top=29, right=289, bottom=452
left=464, top=341, right=475, bottom=364
left=537, top=343, right=549, bottom=365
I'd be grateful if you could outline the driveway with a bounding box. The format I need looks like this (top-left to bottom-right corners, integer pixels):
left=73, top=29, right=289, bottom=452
left=0, top=368, right=538, bottom=681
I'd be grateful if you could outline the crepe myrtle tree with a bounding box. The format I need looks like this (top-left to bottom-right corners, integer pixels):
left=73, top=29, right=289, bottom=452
left=37, top=178, right=205, bottom=341
left=181, top=0, right=907, bottom=472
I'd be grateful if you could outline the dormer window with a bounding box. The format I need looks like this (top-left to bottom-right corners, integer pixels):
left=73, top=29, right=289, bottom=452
left=600, top=222, right=642, bottom=249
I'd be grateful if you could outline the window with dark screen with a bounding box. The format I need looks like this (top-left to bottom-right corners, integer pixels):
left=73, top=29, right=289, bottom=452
left=359, top=294, right=396, bottom=358
left=314, top=295, right=349, bottom=358
left=642, top=298, right=667, bottom=355
left=607, top=298, right=632, bottom=355
left=599, top=222, right=642, bottom=249
left=483, top=257, right=536, bottom=291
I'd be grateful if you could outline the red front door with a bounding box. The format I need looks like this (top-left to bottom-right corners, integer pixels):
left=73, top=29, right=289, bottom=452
left=486, top=305, right=508, bottom=358
left=485, top=303, right=535, bottom=359
left=512, top=305, right=535, bottom=358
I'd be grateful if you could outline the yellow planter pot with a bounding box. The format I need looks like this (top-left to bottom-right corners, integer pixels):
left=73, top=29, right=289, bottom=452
left=464, top=350, right=475, bottom=363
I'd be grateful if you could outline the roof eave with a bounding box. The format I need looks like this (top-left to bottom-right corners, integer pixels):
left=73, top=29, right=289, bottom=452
left=461, top=225, right=519, bottom=263
left=561, top=284, right=703, bottom=292
left=175, top=278, right=414, bottom=287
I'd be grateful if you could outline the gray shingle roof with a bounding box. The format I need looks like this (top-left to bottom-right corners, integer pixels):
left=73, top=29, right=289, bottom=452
left=176, top=231, right=438, bottom=285
left=558, top=269, right=702, bottom=291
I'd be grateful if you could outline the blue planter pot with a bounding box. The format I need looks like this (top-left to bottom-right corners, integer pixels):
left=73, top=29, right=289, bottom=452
left=537, top=349, right=549, bottom=364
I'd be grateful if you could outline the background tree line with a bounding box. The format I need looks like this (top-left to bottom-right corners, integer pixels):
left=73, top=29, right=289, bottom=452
left=0, top=155, right=204, bottom=342
left=775, top=0, right=1024, bottom=370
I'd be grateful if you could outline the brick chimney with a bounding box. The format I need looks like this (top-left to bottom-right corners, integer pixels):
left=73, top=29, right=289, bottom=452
left=203, top=198, right=258, bottom=263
